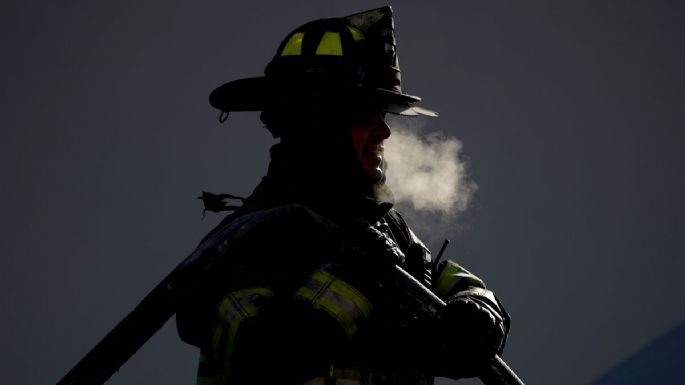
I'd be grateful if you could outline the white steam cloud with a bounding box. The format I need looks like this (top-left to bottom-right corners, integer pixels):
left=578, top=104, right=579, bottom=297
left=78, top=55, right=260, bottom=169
left=384, top=122, right=477, bottom=219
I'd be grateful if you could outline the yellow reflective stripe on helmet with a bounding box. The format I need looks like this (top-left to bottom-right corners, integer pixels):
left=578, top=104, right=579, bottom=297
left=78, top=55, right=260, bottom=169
left=315, top=31, right=343, bottom=56
left=209, top=287, right=274, bottom=371
left=434, top=260, right=485, bottom=297
left=295, top=269, right=372, bottom=337
left=346, top=25, right=365, bottom=41
left=281, top=32, right=304, bottom=56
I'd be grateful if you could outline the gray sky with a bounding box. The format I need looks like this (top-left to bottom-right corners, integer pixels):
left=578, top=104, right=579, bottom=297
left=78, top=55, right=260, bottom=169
left=2, top=1, right=684, bottom=385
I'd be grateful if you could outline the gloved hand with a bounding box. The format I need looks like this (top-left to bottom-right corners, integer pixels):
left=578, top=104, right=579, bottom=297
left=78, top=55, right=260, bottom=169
left=436, top=288, right=510, bottom=378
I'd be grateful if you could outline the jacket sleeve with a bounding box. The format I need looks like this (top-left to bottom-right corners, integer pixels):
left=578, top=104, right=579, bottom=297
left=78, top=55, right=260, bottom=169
left=194, top=261, right=379, bottom=385
left=433, top=259, right=486, bottom=298
left=433, top=259, right=511, bottom=355
left=181, top=208, right=383, bottom=384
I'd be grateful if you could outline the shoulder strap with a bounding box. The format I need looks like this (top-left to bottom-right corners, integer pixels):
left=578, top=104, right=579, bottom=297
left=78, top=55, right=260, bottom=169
left=384, top=209, right=433, bottom=286
left=384, top=209, right=412, bottom=251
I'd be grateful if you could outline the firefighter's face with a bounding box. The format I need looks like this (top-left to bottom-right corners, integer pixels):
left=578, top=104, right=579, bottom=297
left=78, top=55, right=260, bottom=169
left=350, top=111, right=391, bottom=181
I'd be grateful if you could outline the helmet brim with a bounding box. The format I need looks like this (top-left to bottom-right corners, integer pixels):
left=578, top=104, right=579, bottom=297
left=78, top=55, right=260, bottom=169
left=209, top=77, right=267, bottom=113
left=375, top=88, right=438, bottom=117
left=209, top=76, right=438, bottom=117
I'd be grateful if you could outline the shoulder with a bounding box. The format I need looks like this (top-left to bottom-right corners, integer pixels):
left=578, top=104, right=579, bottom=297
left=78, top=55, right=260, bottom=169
left=200, top=204, right=336, bottom=254
left=184, top=204, right=339, bottom=281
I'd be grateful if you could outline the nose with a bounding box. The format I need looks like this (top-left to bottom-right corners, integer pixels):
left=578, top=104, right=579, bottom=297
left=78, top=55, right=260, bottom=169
left=371, top=112, right=391, bottom=140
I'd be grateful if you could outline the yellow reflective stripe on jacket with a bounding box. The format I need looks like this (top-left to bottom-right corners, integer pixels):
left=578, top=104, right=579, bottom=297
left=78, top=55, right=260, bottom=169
left=208, top=287, right=274, bottom=373
left=330, top=366, right=432, bottom=385
left=196, top=352, right=224, bottom=385
left=295, top=269, right=373, bottom=337
left=315, top=31, right=343, bottom=56
left=452, top=286, right=500, bottom=305
left=434, top=260, right=485, bottom=297
left=196, top=377, right=224, bottom=385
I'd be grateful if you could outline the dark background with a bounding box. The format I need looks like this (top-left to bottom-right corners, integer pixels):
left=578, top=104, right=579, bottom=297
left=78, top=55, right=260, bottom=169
left=2, top=1, right=684, bottom=385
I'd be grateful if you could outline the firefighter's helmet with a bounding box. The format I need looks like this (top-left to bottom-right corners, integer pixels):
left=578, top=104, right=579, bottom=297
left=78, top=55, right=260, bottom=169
left=209, top=6, right=437, bottom=124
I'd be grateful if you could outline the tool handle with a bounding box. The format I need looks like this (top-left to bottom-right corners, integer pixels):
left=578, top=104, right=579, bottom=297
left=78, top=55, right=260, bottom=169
left=56, top=275, right=177, bottom=385
left=480, top=356, right=525, bottom=385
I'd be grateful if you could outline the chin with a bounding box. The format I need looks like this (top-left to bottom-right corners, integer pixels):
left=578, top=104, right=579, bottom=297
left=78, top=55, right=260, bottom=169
left=357, top=158, right=386, bottom=184
left=364, top=167, right=384, bottom=183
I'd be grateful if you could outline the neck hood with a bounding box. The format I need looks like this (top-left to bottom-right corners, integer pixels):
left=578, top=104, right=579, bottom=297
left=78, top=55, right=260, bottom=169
left=244, top=143, right=394, bottom=222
